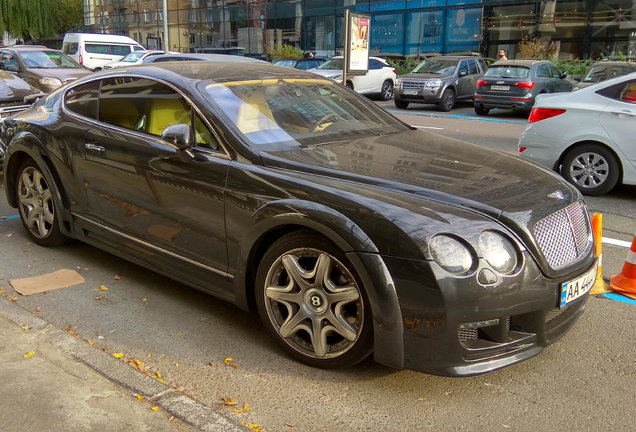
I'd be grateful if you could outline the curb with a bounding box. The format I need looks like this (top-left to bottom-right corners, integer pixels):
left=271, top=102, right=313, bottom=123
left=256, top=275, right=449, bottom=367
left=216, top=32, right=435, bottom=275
left=0, top=297, right=244, bottom=432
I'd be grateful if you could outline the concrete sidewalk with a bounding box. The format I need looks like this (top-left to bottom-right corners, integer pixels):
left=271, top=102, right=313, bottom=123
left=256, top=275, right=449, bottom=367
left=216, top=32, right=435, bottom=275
left=0, top=297, right=243, bottom=432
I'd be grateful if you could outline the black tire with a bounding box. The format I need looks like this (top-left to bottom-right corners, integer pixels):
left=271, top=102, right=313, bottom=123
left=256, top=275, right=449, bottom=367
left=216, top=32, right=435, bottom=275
left=474, top=105, right=490, bottom=116
left=437, top=88, right=455, bottom=112
left=255, top=230, right=373, bottom=368
left=560, top=144, right=620, bottom=196
left=345, top=81, right=354, bottom=90
left=379, top=80, right=394, bottom=101
left=15, top=159, right=67, bottom=246
left=394, top=99, right=409, bottom=109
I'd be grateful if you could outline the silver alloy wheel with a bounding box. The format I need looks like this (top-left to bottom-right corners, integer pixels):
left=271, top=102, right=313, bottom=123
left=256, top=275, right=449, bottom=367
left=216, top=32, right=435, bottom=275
left=263, top=247, right=364, bottom=359
left=568, top=151, right=609, bottom=189
left=17, top=166, right=55, bottom=239
left=381, top=80, right=394, bottom=100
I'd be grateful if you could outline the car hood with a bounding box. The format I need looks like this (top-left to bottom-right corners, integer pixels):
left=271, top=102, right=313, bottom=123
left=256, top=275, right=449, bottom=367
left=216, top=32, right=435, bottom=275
left=0, top=72, right=38, bottom=101
left=400, top=72, right=452, bottom=80
left=310, top=69, right=342, bottom=79
left=27, top=67, right=91, bottom=82
left=259, top=129, right=580, bottom=243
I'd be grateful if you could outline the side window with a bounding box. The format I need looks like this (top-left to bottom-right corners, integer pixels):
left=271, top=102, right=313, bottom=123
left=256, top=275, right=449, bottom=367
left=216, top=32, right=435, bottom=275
left=369, top=60, right=383, bottom=70
left=65, top=80, right=100, bottom=119
left=111, top=45, right=132, bottom=56
left=620, top=82, right=636, bottom=104
left=549, top=65, right=562, bottom=78
left=62, top=42, right=78, bottom=55
left=194, top=114, right=219, bottom=150
left=458, top=61, right=468, bottom=75
left=1, top=51, right=19, bottom=69
left=85, top=44, right=110, bottom=54
left=98, top=77, right=219, bottom=150
left=468, top=59, right=478, bottom=75
left=537, top=64, right=551, bottom=78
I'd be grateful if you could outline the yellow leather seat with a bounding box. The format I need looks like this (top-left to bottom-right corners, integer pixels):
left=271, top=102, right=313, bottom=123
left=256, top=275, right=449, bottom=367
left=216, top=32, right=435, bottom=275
left=145, top=97, right=191, bottom=136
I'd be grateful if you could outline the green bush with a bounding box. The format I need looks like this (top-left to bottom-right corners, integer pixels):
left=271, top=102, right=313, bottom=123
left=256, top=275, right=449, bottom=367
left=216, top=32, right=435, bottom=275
left=388, top=57, right=422, bottom=76
left=267, top=44, right=305, bottom=62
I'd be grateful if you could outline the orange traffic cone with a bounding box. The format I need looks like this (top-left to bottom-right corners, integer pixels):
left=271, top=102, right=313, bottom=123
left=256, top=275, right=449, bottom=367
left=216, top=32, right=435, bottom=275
left=610, top=232, right=636, bottom=300
left=589, top=213, right=611, bottom=295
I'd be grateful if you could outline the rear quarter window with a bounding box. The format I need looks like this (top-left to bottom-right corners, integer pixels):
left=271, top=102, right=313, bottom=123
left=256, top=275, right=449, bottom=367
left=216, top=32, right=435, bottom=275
left=65, top=80, right=100, bottom=119
left=62, top=42, right=78, bottom=55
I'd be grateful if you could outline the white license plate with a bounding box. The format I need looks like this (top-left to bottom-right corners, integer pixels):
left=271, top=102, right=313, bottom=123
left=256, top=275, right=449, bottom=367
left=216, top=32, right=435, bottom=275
left=559, top=262, right=597, bottom=308
left=491, top=85, right=510, bottom=91
left=404, top=90, right=419, bottom=95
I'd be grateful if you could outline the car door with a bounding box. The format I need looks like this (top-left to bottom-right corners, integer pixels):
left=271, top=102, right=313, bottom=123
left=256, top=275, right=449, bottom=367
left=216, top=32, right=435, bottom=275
left=81, top=76, right=230, bottom=275
left=535, top=63, right=556, bottom=93
left=599, top=79, right=636, bottom=172
left=549, top=63, right=572, bottom=92
left=353, top=59, right=382, bottom=94
left=456, top=60, right=473, bottom=98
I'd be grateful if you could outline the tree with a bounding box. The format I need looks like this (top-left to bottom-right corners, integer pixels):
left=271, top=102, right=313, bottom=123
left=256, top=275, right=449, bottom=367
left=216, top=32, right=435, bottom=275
left=0, top=0, right=81, bottom=41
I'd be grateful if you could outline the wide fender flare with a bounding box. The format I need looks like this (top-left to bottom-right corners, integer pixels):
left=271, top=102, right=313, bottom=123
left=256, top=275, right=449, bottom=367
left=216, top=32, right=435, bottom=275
left=234, top=199, right=405, bottom=369
left=4, top=133, right=72, bottom=235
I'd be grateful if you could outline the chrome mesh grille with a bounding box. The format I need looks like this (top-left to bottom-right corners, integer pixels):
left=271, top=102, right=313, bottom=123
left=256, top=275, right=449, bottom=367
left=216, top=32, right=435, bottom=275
left=401, top=80, right=424, bottom=91
left=533, top=201, right=591, bottom=270
left=457, top=328, right=478, bottom=342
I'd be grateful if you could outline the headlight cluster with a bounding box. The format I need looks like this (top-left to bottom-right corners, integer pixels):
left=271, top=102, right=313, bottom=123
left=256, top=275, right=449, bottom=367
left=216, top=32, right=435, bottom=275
left=425, top=80, right=443, bottom=87
left=429, top=231, right=519, bottom=275
left=39, top=77, right=63, bottom=87
left=395, top=78, right=402, bottom=88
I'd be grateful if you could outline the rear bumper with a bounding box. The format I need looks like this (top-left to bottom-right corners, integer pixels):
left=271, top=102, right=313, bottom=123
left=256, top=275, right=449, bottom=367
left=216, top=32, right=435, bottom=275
left=474, top=94, right=535, bottom=111
left=377, top=251, right=595, bottom=376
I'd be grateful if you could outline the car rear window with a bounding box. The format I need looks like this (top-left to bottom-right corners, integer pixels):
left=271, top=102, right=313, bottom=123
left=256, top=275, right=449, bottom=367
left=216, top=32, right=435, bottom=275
left=62, top=42, right=78, bottom=55
left=484, top=66, right=530, bottom=78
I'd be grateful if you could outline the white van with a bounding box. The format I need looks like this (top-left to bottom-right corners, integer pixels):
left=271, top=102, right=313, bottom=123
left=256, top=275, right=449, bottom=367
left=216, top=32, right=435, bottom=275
left=62, top=33, right=145, bottom=70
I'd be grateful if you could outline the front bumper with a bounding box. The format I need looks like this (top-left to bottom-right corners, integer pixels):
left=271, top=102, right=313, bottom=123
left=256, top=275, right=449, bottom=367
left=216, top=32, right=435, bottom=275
left=379, top=251, right=595, bottom=376
left=395, top=85, right=444, bottom=103
left=474, top=94, right=535, bottom=111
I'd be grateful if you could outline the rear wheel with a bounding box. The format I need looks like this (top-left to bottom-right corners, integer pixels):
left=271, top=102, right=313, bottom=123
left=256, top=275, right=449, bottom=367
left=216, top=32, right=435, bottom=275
left=560, top=144, right=620, bottom=196
left=394, top=100, right=409, bottom=109
left=16, top=159, right=67, bottom=246
left=345, top=81, right=354, bottom=90
left=437, top=89, right=455, bottom=112
left=474, top=105, right=490, bottom=116
left=379, top=80, right=394, bottom=101
left=255, top=231, right=373, bottom=368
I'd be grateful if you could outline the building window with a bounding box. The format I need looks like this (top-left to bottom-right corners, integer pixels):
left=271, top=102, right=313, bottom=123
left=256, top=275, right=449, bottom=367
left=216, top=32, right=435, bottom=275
left=144, top=9, right=152, bottom=23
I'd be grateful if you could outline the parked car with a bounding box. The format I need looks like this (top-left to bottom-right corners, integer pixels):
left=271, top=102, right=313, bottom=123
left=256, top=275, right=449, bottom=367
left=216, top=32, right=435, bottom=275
left=0, top=45, right=91, bottom=92
left=142, top=53, right=268, bottom=64
left=102, top=50, right=179, bottom=69
left=0, top=70, right=42, bottom=162
left=474, top=60, right=573, bottom=115
left=519, top=72, right=636, bottom=196
left=1, top=62, right=596, bottom=376
left=574, top=60, right=636, bottom=89
left=394, top=55, right=487, bottom=111
left=62, top=33, right=145, bottom=70
left=273, top=57, right=326, bottom=70
left=309, top=56, right=396, bottom=100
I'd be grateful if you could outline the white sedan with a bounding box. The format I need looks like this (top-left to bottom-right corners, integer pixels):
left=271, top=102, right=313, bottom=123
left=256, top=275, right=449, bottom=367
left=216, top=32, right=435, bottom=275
left=518, top=72, right=636, bottom=195
left=309, top=56, right=396, bottom=100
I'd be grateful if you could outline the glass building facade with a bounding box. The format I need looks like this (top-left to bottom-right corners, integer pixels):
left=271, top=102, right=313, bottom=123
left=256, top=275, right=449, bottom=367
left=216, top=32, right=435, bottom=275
left=83, top=1, right=636, bottom=60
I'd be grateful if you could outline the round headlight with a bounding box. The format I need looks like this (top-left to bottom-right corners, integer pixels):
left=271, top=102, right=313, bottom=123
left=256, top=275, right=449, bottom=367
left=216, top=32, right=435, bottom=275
left=478, top=231, right=518, bottom=274
left=429, top=235, right=474, bottom=274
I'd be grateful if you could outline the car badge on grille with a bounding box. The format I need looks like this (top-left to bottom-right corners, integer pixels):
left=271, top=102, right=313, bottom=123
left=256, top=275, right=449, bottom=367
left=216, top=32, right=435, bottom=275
left=496, top=81, right=504, bottom=84
left=548, top=190, right=565, bottom=200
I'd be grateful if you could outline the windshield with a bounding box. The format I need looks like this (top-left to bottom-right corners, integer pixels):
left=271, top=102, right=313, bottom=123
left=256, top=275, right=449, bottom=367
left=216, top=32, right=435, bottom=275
left=412, top=59, right=458, bottom=74
left=200, top=78, right=407, bottom=150
left=318, top=58, right=344, bottom=70
left=121, top=52, right=147, bottom=62
left=484, top=65, right=530, bottom=78
left=21, top=50, right=82, bottom=69
left=583, top=64, right=635, bottom=82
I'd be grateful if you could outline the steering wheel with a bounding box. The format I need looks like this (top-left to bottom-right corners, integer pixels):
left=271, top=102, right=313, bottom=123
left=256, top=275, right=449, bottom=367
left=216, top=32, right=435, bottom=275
left=310, top=114, right=340, bottom=132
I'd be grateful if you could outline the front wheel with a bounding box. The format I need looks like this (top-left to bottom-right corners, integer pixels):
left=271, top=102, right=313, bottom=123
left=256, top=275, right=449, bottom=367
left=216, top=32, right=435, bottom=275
left=379, top=80, right=394, bottom=101
left=255, top=231, right=373, bottom=368
left=394, top=100, right=409, bottom=109
left=438, top=89, right=455, bottom=112
left=16, top=159, right=67, bottom=246
left=474, top=105, right=490, bottom=116
left=560, top=144, right=620, bottom=196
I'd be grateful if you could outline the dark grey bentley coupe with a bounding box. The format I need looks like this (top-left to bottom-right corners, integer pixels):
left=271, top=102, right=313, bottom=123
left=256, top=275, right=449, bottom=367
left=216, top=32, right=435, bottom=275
left=0, top=62, right=597, bottom=376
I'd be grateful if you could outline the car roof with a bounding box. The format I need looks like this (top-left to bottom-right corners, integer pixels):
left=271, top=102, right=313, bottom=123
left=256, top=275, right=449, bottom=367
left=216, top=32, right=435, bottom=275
left=492, top=59, right=550, bottom=67
left=6, top=45, right=58, bottom=51
left=428, top=55, right=483, bottom=60
left=146, top=53, right=267, bottom=63
left=589, top=60, right=636, bottom=67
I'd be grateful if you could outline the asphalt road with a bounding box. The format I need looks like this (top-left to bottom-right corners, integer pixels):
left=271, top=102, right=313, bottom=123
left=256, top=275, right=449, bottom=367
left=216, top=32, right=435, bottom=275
left=1, top=103, right=634, bottom=432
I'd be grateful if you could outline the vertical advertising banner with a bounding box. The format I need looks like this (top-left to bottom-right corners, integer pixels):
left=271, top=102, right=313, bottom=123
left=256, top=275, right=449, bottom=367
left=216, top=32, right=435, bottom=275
left=345, top=11, right=370, bottom=76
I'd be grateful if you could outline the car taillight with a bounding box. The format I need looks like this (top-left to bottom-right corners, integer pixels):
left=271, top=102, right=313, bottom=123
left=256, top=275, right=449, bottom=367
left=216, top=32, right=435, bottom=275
left=528, top=108, right=566, bottom=123
left=392, top=69, right=397, bottom=75
left=78, top=46, right=83, bottom=65
left=515, top=81, right=535, bottom=89
left=476, top=79, right=487, bottom=86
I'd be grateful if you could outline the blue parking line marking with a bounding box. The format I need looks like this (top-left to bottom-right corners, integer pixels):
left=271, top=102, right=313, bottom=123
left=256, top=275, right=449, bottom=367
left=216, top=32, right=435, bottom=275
left=387, top=109, right=527, bottom=125
left=0, top=214, right=19, bottom=221
left=599, top=293, right=636, bottom=305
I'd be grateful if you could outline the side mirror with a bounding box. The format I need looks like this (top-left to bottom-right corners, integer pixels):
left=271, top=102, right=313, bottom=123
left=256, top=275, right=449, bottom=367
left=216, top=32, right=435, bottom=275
left=161, top=123, right=192, bottom=151
left=6, top=65, right=19, bottom=73
left=459, top=71, right=467, bottom=77
left=560, top=72, right=567, bottom=79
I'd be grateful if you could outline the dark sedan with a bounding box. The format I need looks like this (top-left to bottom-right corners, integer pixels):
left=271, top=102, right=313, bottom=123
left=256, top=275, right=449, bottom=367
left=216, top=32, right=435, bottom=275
left=1, top=62, right=596, bottom=376
left=474, top=59, right=573, bottom=115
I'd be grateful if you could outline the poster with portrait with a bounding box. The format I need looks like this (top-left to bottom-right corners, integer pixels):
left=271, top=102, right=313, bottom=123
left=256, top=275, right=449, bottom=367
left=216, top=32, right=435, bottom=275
left=346, top=11, right=370, bottom=75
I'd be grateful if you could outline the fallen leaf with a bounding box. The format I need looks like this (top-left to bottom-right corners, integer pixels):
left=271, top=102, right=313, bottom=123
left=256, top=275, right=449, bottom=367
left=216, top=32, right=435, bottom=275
left=220, top=397, right=237, bottom=407
left=209, top=362, right=219, bottom=367
left=136, top=394, right=144, bottom=400
left=23, top=351, right=35, bottom=359
left=23, top=249, right=32, bottom=252
left=231, top=363, right=239, bottom=369
left=151, top=406, right=158, bottom=411
left=232, top=403, right=251, bottom=413
left=154, top=371, right=162, bottom=378
left=5, top=233, right=12, bottom=237
left=286, top=424, right=294, bottom=428
left=86, top=339, right=93, bottom=345
left=223, top=357, right=233, bottom=365
left=22, top=326, right=30, bottom=331
left=63, top=325, right=79, bottom=337
left=114, top=274, right=121, bottom=281
left=98, top=285, right=109, bottom=291
left=174, top=387, right=185, bottom=392
left=0, top=288, right=4, bottom=293
left=240, top=422, right=262, bottom=431
left=142, top=298, right=147, bottom=302
left=112, top=353, right=124, bottom=359
left=127, top=358, right=145, bottom=372
left=95, top=296, right=103, bottom=301
left=8, top=296, right=18, bottom=302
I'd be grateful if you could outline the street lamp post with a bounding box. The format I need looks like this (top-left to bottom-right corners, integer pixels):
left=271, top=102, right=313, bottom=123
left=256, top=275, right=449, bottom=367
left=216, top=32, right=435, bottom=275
left=163, top=0, right=169, bottom=52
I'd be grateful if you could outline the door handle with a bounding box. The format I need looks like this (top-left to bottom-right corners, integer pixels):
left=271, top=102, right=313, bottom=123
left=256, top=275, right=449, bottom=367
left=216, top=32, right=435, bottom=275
left=85, top=143, right=105, bottom=152
left=610, top=110, right=636, bottom=118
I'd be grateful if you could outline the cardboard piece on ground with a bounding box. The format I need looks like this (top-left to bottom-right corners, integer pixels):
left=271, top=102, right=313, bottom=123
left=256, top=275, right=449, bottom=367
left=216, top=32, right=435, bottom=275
left=10, top=269, right=86, bottom=296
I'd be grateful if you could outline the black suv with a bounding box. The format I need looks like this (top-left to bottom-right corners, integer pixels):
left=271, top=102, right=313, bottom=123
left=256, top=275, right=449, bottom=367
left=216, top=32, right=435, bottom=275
left=395, top=55, right=487, bottom=111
